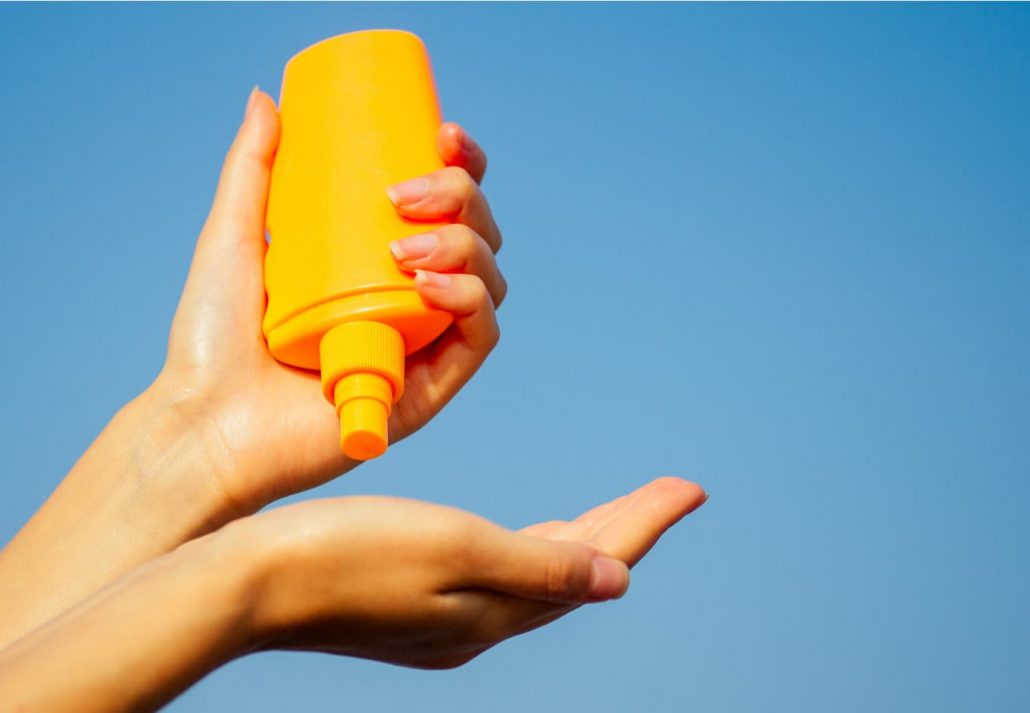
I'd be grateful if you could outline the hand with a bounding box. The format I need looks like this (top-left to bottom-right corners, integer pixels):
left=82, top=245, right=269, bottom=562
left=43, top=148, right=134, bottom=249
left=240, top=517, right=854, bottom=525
left=0, top=478, right=706, bottom=710
left=0, top=89, right=506, bottom=647
left=154, top=88, right=506, bottom=514
left=244, top=477, right=706, bottom=669
left=505, top=475, right=708, bottom=638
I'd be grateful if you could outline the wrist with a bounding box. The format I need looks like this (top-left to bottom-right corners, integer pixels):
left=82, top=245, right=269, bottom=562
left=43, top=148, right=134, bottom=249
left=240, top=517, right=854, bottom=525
left=113, top=381, right=249, bottom=532
left=167, top=521, right=269, bottom=658
left=0, top=524, right=262, bottom=710
left=198, top=514, right=288, bottom=652
left=0, top=383, right=243, bottom=647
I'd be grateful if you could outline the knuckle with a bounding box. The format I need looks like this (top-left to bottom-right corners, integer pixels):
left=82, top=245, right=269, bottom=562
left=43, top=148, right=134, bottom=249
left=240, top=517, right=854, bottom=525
left=494, top=271, right=509, bottom=307
left=488, top=318, right=501, bottom=351
left=228, top=139, right=272, bottom=173
left=492, top=223, right=504, bottom=253
left=544, top=551, right=577, bottom=601
left=443, top=165, right=478, bottom=200
left=470, top=275, right=492, bottom=305
left=460, top=225, right=481, bottom=258
left=478, top=304, right=501, bottom=351
left=442, top=224, right=479, bottom=265
left=455, top=274, right=490, bottom=311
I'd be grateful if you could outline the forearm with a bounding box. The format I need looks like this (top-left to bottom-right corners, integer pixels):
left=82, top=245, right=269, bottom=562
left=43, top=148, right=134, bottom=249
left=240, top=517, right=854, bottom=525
left=0, top=386, right=235, bottom=648
left=0, top=529, right=259, bottom=712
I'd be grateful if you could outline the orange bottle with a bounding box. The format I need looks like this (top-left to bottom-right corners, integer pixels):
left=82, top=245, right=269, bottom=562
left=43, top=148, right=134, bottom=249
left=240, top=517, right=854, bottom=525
left=263, top=30, right=452, bottom=460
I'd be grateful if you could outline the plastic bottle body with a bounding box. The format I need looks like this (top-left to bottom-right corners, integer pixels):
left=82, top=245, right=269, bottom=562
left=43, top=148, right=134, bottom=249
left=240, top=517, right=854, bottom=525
left=263, top=30, right=453, bottom=459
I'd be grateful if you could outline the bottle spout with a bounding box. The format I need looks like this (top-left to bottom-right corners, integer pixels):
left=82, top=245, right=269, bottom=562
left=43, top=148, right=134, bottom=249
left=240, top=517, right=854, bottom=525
left=335, top=373, right=392, bottom=460
left=338, top=389, right=390, bottom=459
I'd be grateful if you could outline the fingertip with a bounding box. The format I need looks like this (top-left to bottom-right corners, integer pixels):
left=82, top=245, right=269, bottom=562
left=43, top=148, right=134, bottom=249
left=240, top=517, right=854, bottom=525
left=205, top=85, right=280, bottom=236
left=243, top=85, right=260, bottom=120
left=238, top=86, right=280, bottom=160
left=250, top=88, right=277, bottom=116
left=386, top=176, right=431, bottom=210
left=390, top=232, right=439, bottom=266
left=414, top=269, right=452, bottom=291
left=586, top=556, right=631, bottom=602
left=647, top=479, right=708, bottom=525
left=253, top=90, right=280, bottom=129
left=438, top=121, right=487, bottom=182
left=650, top=476, right=706, bottom=503
left=437, top=122, right=465, bottom=164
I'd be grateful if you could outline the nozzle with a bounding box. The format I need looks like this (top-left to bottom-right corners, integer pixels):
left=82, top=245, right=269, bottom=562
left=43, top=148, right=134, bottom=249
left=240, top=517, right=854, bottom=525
left=320, top=321, right=405, bottom=460
left=336, top=374, right=391, bottom=460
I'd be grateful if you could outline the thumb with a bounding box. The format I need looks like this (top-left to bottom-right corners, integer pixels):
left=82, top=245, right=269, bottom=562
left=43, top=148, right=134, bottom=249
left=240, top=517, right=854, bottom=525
left=169, top=88, right=280, bottom=358
left=467, top=528, right=630, bottom=604
left=196, top=87, right=280, bottom=262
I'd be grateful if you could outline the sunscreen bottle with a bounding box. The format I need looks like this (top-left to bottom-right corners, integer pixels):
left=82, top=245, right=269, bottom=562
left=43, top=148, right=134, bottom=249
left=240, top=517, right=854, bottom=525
left=263, top=30, right=452, bottom=460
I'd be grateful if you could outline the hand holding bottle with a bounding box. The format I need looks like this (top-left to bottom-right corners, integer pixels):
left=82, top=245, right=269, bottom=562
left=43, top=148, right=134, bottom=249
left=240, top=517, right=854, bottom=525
left=0, top=90, right=507, bottom=647
left=158, top=88, right=505, bottom=513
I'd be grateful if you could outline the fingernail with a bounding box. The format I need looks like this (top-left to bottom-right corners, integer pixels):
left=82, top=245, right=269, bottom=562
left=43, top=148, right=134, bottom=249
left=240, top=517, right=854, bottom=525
left=390, top=232, right=439, bottom=262
left=587, top=556, right=630, bottom=601
left=414, top=269, right=451, bottom=289
left=244, top=85, right=260, bottom=121
left=387, top=177, right=430, bottom=206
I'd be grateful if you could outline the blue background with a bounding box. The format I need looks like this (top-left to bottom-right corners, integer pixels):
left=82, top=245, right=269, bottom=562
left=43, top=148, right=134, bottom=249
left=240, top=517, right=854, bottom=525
left=1, top=4, right=1027, bottom=711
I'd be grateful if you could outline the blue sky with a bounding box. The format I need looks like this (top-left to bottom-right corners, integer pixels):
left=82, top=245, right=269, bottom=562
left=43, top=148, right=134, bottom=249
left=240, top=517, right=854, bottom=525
left=1, top=4, right=1027, bottom=712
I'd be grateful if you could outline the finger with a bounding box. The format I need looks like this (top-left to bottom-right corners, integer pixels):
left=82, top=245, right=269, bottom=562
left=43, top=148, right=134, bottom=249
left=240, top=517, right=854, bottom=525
left=414, top=272, right=500, bottom=389
left=530, top=479, right=704, bottom=555
left=437, top=122, right=488, bottom=184
left=586, top=477, right=707, bottom=568
left=510, top=496, right=631, bottom=545
left=390, top=225, right=508, bottom=306
left=565, top=487, right=663, bottom=543
left=463, top=528, right=629, bottom=604
left=537, top=493, right=634, bottom=543
left=515, top=491, right=638, bottom=546
left=387, top=166, right=502, bottom=253
left=170, top=88, right=280, bottom=353
left=518, top=520, right=568, bottom=538
left=196, top=87, right=280, bottom=261
left=482, top=479, right=707, bottom=640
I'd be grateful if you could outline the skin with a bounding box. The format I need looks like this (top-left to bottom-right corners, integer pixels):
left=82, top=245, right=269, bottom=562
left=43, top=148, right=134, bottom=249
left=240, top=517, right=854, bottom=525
left=0, top=480, right=706, bottom=712
left=0, top=89, right=509, bottom=647
left=0, top=88, right=708, bottom=709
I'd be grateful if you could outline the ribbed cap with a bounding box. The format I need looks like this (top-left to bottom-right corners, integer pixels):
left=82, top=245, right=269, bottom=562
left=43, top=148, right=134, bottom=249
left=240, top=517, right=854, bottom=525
left=320, top=321, right=405, bottom=460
